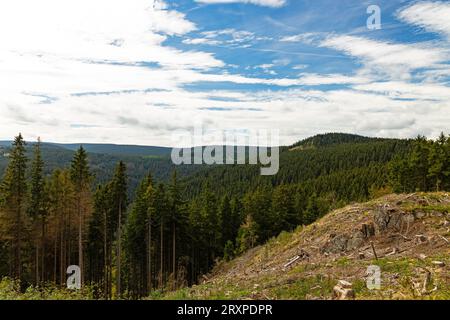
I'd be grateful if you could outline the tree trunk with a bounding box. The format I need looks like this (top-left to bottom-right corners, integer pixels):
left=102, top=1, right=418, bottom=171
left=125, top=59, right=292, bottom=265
left=41, top=217, right=45, bottom=284
left=147, top=219, right=152, bottom=292
left=172, top=222, right=176, bottom=290
left=78, top=196, right=83, bottom=287
left=15, top=203, right=22, bottom=281
left=54, top=235, right=57, bottom=283
left=35, top=239, right=39, bottom=286
left=103, top=210, right=108, bottom=299
left=117, top=200, right=122, bottom=298
left=160, top=218, right=163, bottom=288
left=60, top=215, right=64, bottom=286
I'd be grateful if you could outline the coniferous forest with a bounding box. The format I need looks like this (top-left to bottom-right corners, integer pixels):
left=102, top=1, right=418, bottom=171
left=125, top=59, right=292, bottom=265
left=0, top=132, right=448, bottom=299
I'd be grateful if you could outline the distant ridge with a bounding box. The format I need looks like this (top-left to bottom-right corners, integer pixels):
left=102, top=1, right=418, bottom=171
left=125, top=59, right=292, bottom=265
left=0, top=141, right=172, bottom=157
left=52, top=143, right=172, bottom=157
left=289, top=133, right=393, bottom=151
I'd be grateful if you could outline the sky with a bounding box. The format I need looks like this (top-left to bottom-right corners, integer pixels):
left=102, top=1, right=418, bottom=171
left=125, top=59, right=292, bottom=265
left=0, top=0, right=449, bottom=146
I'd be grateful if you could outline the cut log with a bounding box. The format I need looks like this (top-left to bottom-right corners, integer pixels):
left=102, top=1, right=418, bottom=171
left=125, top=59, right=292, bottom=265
left=333, top=280, right=355, bottom=300
left=338, top=280, right=353, bottom=289
left=432, top=261, right=445, bottom=267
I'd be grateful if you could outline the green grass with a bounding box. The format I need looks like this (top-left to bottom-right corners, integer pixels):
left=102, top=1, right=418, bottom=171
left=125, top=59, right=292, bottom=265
left=271, top=275, right=336, bottom=299
left=0, top=277, right=94, bottom=300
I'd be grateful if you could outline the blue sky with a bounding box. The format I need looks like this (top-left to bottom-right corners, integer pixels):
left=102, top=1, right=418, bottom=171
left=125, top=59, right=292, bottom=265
left=0, top=0, right=449, bottom=146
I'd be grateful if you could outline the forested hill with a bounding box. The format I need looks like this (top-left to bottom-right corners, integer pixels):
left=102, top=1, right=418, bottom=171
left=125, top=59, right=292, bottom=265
left=288, top=132, right=388, bottom=150
left=0, top=133, right=413, bottom=202
left=180, top=134, right=412, bottom=199
left=0, top=133, right=409, bottom=198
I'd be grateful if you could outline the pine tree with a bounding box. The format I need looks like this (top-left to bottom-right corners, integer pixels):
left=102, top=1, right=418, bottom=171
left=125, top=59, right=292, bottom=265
left=271, top=185, right=297, bottom=232
left=304, top=194, right=320, bottom=225
left=218, top=195, right=241, bottom=251
left=27, top=138, right=48, bottom=285
left=109, top=161, right=128, bottom=297
left=409, top=136, right=431, bottom=191
left=242, top=188, right=273, bottom=243
left=155, top=184, right=168, bottom=288
left=47, top=169, right=75, bottom=285
left=0, top=134, right=28, bottom=281
left=144, top=175, right=155, bottom=293
left=123, top=174, right=152, bottom=297
left=87, top=185, right=108, bottom=294
left=235, top=215, right=258, bottom=254
left=70, top=146, right=92, bottom=286
left=168, top=171, right=182, bottom=289
left=428, top=133, right=449, bottom=191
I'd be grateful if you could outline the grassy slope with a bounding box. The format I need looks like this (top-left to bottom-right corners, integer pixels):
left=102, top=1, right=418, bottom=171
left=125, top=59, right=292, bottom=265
left=161, top=193, right=450, bottom=300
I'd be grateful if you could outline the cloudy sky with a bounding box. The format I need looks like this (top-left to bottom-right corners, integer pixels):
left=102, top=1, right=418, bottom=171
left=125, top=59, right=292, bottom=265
left=0, top=0, right=449, bottom=146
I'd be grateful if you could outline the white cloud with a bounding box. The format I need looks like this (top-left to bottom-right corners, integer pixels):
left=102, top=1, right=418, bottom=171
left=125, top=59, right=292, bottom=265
left=183, top=29, right=256, bottom=47
left=298, top=74, right=370, bottom=85
left=182, top=38, right=221, bottom=45
left=195, top=0, right=286, bottom=8
left=321, top=35, right=449, bottom=80
left=0, top=0, right=448, bottom=146
left=280, top=33, right=319, bottom=44
left=397, top=1, right=450, bottom=39
left=353, top=81, right=450, bottom=101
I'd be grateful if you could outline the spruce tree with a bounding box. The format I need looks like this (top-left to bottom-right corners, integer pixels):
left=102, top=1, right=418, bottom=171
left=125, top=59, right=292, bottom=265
left=0, top=134, right=28, bottom=281
left=110, top=161, right=127, bottom=297
left=28, top=138, right=48, bottom=285
left=428, top=133, right=449, bottom=191
left=70, top=146, right=92, bottom=286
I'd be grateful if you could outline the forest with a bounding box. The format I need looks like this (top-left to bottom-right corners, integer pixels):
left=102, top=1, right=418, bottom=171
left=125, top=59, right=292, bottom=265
left=0, top=132, right=448, bottom=299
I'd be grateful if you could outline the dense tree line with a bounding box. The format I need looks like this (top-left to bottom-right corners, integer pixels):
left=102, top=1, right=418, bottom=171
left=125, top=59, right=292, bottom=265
left=389, top=133, right=450, bottom=192
left=0, top=132, right=448, bottom=298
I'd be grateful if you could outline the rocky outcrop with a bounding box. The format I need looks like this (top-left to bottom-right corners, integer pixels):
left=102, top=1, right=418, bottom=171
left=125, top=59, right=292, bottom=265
left=372, top=205, right=415, bottom=234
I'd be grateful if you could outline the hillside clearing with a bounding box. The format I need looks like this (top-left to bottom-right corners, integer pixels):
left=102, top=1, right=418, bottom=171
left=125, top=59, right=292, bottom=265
left=160, top=193, right=450, bottom=300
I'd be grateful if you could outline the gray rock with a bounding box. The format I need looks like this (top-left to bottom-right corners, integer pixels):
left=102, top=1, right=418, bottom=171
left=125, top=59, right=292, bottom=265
left=402, top=213, right=415, bottom=225
left=321, top=234, right=349, bottom=254
left=347, top=230, right=365, bottom=250
left=373, top=206, right=404, bottom=234
left=414, top=211, right=427, bottom=219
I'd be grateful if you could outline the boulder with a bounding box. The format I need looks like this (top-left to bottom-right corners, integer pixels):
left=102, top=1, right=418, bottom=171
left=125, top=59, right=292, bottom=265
left=321, top=234, right=349, bottom=254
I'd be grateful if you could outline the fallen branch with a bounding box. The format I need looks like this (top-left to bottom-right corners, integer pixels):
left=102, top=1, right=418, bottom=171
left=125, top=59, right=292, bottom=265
left=438, top=235, right=449, bottom=243
left=394, top=233, right=412, bottom=241
left=282, top=255, right=300, bottom=270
